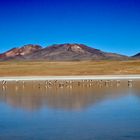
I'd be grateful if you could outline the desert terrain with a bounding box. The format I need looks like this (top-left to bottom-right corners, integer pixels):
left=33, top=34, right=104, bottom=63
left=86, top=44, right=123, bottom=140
left=0, top=60, right=140, bottom=76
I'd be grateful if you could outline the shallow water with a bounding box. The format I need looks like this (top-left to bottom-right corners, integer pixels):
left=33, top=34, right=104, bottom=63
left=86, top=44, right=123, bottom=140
left=0, top=80, right=140, bottom=140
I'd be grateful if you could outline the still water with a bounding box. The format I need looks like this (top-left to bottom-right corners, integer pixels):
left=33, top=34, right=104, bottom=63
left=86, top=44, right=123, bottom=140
left=0, top=80, right=140, bottom=140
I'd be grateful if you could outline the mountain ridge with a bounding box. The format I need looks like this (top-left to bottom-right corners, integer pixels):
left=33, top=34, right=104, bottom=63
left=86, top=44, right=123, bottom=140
left=132, top=53, right=140, bottom=58
left=0, top=43, right=130, bottom=61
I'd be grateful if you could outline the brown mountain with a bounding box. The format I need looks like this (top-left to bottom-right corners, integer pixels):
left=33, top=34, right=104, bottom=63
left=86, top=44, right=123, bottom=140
left=0, top=43, right=128, bottom=61
left=0, top=44, right=42, bottom=60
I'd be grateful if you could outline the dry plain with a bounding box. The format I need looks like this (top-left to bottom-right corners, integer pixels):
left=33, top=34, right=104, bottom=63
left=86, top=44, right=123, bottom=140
left=0, top=60, right=140, bottom=76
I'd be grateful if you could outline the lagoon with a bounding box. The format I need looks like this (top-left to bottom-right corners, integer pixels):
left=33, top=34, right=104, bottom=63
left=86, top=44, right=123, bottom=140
left=0, top=80, right=140, bottom=140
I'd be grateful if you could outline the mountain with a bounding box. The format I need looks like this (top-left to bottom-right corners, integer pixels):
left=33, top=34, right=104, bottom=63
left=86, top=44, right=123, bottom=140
left=132, top=53, right=140, bottom=58
left=0, top=43, right=127, bottom=61
left=0, top=44, right=42, bottom=60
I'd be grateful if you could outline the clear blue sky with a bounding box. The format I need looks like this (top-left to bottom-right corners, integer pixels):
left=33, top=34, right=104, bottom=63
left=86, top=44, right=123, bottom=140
left=0, top=0, right=140, bottom=56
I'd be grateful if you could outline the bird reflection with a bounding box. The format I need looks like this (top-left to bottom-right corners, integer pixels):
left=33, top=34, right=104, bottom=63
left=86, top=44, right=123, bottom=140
left=0, top=80, right=139, bottom=111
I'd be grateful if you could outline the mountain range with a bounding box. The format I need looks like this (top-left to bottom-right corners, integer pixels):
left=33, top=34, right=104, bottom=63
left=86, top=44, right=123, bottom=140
left=0, top=43, right=139, bottom=61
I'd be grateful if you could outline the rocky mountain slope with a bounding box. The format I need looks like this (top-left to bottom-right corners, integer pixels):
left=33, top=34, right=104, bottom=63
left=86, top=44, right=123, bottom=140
left=0, top=43, right=128, bottom=61
left=0, top=44, right=42, bottom=60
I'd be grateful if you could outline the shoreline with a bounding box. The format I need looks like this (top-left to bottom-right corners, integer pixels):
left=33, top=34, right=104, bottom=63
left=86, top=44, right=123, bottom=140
left=0, top=75, right=140, bottom=81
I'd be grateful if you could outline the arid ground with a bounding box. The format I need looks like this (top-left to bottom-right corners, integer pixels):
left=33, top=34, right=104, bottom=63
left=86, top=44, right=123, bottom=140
left=0, top=60, right=140, bottom=76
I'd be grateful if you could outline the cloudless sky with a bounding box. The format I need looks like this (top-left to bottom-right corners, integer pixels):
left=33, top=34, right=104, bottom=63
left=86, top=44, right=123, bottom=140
left=0, top=0, right=140, bottom=56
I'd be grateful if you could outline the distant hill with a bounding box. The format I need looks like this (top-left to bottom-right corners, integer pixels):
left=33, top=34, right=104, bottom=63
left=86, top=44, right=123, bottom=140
left=0, top=44, right=42, bottom=60
left=132, top=53, right=140, bottom=58
left=0, top=43, right=128, bottom=61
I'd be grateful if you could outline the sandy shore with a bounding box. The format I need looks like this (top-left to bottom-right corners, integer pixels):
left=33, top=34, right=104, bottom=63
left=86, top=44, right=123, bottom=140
left=0, top=75, right=140, bottom=81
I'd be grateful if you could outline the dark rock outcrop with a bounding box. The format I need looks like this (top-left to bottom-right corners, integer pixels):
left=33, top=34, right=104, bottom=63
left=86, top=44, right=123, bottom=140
left=132, top=53, right=140, bottom=58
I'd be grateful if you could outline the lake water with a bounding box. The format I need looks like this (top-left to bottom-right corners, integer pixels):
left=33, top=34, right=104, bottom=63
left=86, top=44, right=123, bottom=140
left=0, top=80, right=140, bottom=140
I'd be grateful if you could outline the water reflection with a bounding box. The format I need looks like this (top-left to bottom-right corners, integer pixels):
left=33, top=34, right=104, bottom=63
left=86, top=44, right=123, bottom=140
left=0, top=80, right=139, bottom=111
left=0, top=81, right=140, bottom=140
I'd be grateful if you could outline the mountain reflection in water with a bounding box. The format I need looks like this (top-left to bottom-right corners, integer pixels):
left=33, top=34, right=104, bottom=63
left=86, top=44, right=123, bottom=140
left=0, top=80, right=140, bottom=111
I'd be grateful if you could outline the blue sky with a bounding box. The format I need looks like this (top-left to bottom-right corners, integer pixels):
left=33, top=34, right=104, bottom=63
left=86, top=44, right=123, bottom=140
left=0, top=0, right=140, bottom=56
